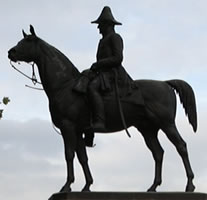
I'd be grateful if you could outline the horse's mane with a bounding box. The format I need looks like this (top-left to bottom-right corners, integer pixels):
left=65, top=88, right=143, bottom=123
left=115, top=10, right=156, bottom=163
left=38, top=37, right=80, bottom=77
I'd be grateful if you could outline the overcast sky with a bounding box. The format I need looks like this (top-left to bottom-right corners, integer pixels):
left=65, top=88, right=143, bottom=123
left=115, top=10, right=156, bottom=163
left=1, top=1, right=207, bottom=200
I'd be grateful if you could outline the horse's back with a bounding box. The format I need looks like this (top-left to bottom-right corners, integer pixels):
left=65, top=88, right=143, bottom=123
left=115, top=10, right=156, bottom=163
left=135, top=79, right=177, bottom=124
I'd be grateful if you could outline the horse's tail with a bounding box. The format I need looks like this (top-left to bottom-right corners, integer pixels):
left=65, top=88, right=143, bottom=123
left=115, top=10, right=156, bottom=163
left=166, top=79, right=197, bottom=132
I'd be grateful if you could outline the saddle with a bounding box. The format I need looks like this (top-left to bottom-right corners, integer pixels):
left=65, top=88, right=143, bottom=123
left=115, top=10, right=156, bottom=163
left=73, top=69, right=144, bottom=106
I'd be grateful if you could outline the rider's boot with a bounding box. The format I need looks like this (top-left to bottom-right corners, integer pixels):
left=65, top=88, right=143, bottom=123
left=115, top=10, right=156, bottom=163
left=91, top=92, right=105, bottom=132
left=93, top=115, right=105, bottom=132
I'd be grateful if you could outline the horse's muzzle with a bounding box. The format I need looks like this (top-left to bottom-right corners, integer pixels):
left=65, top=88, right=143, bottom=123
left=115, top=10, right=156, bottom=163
left=8, top=48, right=17, bottom=62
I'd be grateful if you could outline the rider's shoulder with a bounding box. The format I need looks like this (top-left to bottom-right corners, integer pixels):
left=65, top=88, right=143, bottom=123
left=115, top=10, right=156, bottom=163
left=110, top=32, right=122, bottom=38
left=109, top=32, right=123, bottom=42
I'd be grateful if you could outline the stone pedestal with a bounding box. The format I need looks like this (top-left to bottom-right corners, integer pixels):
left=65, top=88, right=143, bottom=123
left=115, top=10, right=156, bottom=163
left=49, top=192, right=207, bottom=200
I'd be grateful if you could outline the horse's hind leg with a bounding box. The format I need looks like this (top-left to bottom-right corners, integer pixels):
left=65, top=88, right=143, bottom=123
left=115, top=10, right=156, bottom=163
left=76, top=133, right=93, bottom=192
left=138, top=126, right=164, bottom=192
left=162, top=124, right=195, bottom=192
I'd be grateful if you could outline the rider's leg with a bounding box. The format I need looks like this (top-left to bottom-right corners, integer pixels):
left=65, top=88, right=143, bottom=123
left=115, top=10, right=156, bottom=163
left=88, top=76, right=105, bottom=131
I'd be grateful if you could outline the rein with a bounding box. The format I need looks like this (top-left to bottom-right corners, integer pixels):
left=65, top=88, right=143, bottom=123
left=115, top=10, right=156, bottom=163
left=10, top=60, right=43, bottom=90
left=10, top=60, right=62, bottom=135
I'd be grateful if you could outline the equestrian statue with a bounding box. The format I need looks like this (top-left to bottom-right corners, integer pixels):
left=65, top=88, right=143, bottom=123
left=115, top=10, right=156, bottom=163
left=8, top=6, right=197, bottom=193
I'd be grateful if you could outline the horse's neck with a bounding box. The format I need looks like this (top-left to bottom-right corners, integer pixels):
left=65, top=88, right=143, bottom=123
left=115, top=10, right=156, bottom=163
left=36, top=41, right=80, bottom=97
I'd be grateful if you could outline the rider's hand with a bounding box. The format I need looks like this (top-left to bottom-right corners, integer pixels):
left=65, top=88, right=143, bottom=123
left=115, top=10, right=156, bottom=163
left=90, top=63, right=97, bottom=71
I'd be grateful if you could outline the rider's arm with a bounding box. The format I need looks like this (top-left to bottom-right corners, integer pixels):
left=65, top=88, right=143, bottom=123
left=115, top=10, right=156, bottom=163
left=92, top=33, right=123, bottom=71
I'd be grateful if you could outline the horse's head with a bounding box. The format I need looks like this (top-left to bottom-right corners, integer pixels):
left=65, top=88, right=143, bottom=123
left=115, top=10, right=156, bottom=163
left=8, top=25, right=39, bottom=63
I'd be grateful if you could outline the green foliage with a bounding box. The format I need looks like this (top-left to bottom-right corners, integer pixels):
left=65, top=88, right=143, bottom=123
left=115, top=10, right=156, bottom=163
left=0, top=97, right=10, bottom=119
left=3, top=97, right=10, bottom=105
left=0, top=109, right=3, bottom=119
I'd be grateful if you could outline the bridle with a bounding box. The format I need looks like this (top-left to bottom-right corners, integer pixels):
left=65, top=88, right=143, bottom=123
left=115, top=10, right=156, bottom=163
left=10, top=60, right=43, bottom=90
left=10, top=59, right=62, bottom=135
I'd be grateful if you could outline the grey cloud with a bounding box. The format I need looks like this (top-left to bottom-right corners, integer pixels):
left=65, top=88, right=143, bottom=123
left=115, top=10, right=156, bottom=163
left=0, top=110, right=206, bottom=200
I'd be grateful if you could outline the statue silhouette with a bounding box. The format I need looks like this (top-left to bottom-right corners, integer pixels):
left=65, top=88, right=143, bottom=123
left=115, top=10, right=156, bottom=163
left=8, top=22, right=197, bottom=192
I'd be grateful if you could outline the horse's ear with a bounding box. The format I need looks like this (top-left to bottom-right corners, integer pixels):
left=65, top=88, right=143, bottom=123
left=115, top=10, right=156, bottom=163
left=30, top=25, right=36, bottom=36
left=22, top=30, right=27, bottom=38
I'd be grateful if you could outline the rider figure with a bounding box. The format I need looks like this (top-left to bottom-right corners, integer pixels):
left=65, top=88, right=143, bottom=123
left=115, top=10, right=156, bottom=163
left=89, top=6, right=132, bottom=131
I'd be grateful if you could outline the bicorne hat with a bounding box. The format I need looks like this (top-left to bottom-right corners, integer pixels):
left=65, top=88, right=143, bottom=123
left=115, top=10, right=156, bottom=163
left=91, top=6, right=122, bottom=25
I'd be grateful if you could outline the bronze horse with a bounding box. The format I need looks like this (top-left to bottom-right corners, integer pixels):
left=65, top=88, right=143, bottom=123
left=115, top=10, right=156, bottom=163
left=8, top=25, right=197, bottom=192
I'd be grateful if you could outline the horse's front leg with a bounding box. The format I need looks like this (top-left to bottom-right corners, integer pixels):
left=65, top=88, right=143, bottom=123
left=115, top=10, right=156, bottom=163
left=59, top=120, right=77, bottom=192
left=76, top=133, right=93, bottom=192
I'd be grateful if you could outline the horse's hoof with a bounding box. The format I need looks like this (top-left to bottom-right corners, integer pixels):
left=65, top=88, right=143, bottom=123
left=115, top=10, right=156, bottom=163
left=147, top=186, right=157, bottom=192
left=81, top=184, right=91, bottom=192
left=186, top=184, right=195, bottom=192
left=82, top=189, right=91, bottom=192
left=147, top=189, right=157, bottom=192
left=60, top=185, right=72, bottom=193
left=81, top=187, right=91, bottom=192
